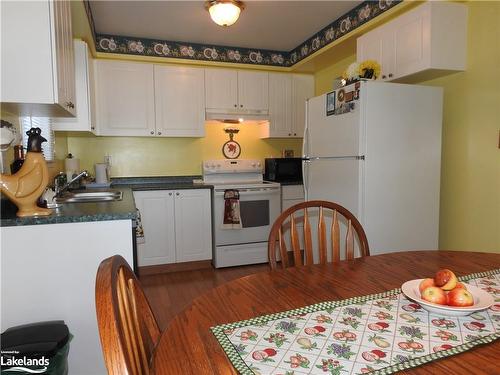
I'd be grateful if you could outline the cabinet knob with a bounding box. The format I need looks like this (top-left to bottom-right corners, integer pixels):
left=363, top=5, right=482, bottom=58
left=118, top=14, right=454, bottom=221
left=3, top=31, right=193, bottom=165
left=176, top=192, right=180, bottom=196
left=169, top=192, right=173, bottom=196
left=158, top=131, right=162, bottom=135
left=65, top=101, right=75, bottom=109
left=382, top=75, right=386, bottom=79
left=234, top=104, right=237, bottom=107
left=388, top=73, right=393, bottom=78
left=91, top=126, right=95, bottom=130
left=150, top=131, right=154, bottom=135
left=240, top=104, right=243, bottom=108
left=288, top=133, right=291, bottom=136
left=294, top=133, right=297, bottom=136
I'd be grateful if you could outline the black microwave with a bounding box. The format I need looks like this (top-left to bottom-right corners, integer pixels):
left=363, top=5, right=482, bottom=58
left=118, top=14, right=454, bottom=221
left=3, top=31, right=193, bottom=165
left=264, top=158, right=303, bottom=183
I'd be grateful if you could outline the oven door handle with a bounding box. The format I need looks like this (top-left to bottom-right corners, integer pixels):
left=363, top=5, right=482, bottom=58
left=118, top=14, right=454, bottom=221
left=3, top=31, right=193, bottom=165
left=214, top=189, right=280, bottom=197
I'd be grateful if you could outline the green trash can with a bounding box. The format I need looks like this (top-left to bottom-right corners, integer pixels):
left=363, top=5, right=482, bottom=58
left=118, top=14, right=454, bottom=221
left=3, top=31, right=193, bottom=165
left=1, top=321, right=71, bottom=375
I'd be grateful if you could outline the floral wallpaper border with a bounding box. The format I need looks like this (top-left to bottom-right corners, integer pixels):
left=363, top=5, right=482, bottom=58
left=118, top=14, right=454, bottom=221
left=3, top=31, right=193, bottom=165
left=88, top=0, right=402, bottom=67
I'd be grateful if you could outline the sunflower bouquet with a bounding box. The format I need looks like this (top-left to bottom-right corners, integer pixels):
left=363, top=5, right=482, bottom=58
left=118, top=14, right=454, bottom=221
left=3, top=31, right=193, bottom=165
left=359, top=60, right=381, bottom=79
left=342, top=62, right=360, bottom=83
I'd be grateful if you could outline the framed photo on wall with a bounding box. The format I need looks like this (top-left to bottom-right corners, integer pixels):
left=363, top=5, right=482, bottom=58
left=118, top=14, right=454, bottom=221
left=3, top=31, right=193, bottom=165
left=326, top=91, right=335, bottom=116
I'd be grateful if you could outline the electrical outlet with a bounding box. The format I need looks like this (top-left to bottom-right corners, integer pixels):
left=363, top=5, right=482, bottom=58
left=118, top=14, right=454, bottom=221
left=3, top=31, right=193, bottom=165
left=104, top=155, right=112, bottom=166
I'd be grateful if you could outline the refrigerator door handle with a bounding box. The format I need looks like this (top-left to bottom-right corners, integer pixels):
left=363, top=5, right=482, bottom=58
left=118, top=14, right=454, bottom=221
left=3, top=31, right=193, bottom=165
left=302, top=99, right=310, bottom=158
left=303, top=160, right=310, bottom=200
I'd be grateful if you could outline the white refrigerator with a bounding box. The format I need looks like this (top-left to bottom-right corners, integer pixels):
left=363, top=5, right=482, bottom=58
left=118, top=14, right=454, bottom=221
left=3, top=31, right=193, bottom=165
left=303, top=81, right=443, bottom=256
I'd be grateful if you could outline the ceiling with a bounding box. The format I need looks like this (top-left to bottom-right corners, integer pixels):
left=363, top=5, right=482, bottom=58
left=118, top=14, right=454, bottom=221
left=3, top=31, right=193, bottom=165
left=89, top=1, right=363, bottom=52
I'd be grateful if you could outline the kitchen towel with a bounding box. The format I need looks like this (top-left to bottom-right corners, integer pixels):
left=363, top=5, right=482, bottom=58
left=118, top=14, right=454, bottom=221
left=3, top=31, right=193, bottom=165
left=222, top=189, right=242, bottom=229
left=135, top=208, right=145, bottom=244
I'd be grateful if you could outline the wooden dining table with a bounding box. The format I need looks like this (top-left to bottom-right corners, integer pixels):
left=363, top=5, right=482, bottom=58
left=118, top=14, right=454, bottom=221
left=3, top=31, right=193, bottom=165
left=151, top=250, right=500, bottom=374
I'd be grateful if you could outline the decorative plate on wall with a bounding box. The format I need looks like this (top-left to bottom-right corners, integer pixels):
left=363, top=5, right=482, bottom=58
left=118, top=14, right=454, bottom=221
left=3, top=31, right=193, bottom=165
left=222, top=140, right=241, bottom=159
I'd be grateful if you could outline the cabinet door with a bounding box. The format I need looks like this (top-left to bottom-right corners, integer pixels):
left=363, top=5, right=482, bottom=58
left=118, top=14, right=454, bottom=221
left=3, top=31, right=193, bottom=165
left=174, top=189, right=212, bottom=262
left=134, top=191, right=176, bottom=266
left=154, top=66, right=205, bottom=137
left=53, top=41, right=93, bottom=131
left=268, top=73, right=292, bottom=137
left=392, top=4, right=430, bottom=79
left=291, top=74, right=314, bottom=138
left=95, top=60, right=155, bottom=136
left=52, top=0, right=76, bottom=116
left=205, top=69, right=238, bottom=111
left=237, top=71, right=269, bottom=112
left=357, top=27, right=395, bottom=81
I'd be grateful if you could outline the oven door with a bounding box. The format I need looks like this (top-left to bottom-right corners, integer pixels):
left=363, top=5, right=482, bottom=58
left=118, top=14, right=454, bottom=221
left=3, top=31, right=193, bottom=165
left=214, top=186, right=280, bottom=246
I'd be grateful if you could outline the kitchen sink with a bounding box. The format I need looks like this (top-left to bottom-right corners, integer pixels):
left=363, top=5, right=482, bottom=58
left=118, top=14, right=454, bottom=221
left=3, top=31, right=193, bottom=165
left=55, top=189, right=123, bottom=203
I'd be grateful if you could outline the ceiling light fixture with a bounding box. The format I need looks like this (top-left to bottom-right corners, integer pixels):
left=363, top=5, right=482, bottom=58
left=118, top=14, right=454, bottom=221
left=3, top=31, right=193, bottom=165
left=206, top=0, right=244, bottom=27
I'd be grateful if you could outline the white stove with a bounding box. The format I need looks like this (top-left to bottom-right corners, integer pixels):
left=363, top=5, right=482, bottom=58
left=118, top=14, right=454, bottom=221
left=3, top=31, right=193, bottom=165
left=202, top=159, right=281, bottom=268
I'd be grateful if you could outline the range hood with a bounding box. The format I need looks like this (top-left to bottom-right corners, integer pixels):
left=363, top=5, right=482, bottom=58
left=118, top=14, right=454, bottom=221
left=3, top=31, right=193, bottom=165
left=205, top=109, right=269, bottom=123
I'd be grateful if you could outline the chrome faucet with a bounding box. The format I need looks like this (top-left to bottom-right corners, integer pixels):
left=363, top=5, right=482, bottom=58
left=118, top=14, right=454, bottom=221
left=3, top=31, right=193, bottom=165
left=54, top=170, right=89, bottom=197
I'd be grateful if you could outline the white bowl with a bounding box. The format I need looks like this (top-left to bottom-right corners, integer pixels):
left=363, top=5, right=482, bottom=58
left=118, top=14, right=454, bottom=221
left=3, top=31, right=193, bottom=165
left=401, top=279, right=494, bottom=317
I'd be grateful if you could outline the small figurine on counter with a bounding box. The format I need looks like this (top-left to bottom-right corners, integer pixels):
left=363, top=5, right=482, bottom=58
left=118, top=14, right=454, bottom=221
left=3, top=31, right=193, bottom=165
left=0, top=127, right=52, bottom=217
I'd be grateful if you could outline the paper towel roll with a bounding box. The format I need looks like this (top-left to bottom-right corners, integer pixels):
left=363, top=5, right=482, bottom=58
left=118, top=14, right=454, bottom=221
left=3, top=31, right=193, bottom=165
left=65, top=157, right=80, bottom=180
left=95, top=163, right=109, bottom=184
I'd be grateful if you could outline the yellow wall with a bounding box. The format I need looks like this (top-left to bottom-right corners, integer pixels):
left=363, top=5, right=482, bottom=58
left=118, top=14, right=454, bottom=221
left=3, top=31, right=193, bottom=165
left=65, top=122, right=302, bottom=176
left=314, top=1, right=500, bottom=252
left=314, top=53, right=356, bottom=96
left=421, top=1, right=500, bottom=253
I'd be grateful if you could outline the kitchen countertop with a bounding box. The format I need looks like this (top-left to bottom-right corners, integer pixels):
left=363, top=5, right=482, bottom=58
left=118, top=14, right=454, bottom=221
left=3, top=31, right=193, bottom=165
left=0, top=176, right=213, bottom=227
left=111, top=175, right=213, bottom=191
left=0, top=187, right=137, bottom=227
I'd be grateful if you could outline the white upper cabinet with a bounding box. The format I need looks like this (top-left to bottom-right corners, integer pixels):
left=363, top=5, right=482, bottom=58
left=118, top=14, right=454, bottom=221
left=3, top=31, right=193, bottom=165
left=291, top=74, right=315, bottom=138
left=205, top=69, right=269, bottom=113
left=53, top=40, right=95, bottom=132
left=1, top=0, right=76, bottom=117
left=237, top=71, right=269, bottom=112
left=205, top=69, right=238, bottom=111
left=95, top=60, right=155, bottom=136
left=154, top=66, right=205, bottom=137
left=357, top=1, right=467, bottom=82
left=266, top=73, right=292, bottom=137
left=261, top=74, right=314, bottom=139
left=95, top=61, right=205, bottom=137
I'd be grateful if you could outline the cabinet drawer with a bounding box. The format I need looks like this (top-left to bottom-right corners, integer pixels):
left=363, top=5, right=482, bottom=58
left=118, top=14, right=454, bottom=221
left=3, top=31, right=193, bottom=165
left=282, top=185, right=305, bottom=201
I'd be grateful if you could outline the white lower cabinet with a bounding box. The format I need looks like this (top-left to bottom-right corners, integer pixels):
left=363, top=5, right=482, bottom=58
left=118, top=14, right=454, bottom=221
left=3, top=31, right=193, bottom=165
left=133, top=189, right=212, bottom=266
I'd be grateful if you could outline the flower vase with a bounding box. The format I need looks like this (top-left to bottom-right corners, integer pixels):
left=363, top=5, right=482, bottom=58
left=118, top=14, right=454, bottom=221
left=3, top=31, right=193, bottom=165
left=362, top=69, right=374, bottom=79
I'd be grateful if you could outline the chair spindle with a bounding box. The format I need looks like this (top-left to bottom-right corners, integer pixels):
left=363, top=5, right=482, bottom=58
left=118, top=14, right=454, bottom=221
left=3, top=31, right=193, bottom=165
left=290, top=214, right=302, bottom=266
left=303, top=208, right=313, bottom=265
left=346, top=219, right=354, bottom=260
left=318, top=207, right=327, bottom=264
left=331, top=210, right=340, bottom=263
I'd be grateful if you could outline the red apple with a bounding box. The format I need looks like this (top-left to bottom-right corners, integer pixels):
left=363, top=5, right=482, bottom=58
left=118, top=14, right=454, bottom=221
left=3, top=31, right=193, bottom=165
left=434, top=269, right=458, bottom=291
left=419, top=278, right=435, bottom=293
left=454, top=282, right=467, bottom=290
left=421, top=286, right=447, bottom=305
left=447, top=288, right=474, bottom=307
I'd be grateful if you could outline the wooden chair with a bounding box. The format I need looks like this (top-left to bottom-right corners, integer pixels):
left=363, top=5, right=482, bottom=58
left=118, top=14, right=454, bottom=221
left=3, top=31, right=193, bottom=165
left=268, top=200, right=370, bottom=269
left=95, top=255, right=160, bottom=375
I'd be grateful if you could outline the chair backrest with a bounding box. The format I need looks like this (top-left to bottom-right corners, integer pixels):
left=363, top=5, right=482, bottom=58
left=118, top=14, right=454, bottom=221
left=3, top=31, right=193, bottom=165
left=268, top=200, right=369, bottom=269
left=95, top=255, right=160, bottom=375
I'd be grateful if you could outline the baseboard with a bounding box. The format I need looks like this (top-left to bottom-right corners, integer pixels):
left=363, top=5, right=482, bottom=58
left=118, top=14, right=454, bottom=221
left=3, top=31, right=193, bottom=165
left=138, top=260, right=213, bottom=276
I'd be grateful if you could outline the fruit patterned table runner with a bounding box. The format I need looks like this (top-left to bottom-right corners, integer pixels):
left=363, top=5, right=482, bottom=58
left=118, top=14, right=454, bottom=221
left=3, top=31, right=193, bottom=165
left=211, top=269, right=500, bottom=375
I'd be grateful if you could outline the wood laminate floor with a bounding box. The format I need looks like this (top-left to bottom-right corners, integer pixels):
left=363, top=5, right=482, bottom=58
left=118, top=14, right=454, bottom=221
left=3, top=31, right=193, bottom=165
left=140, top=263, right=270, bottom=329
